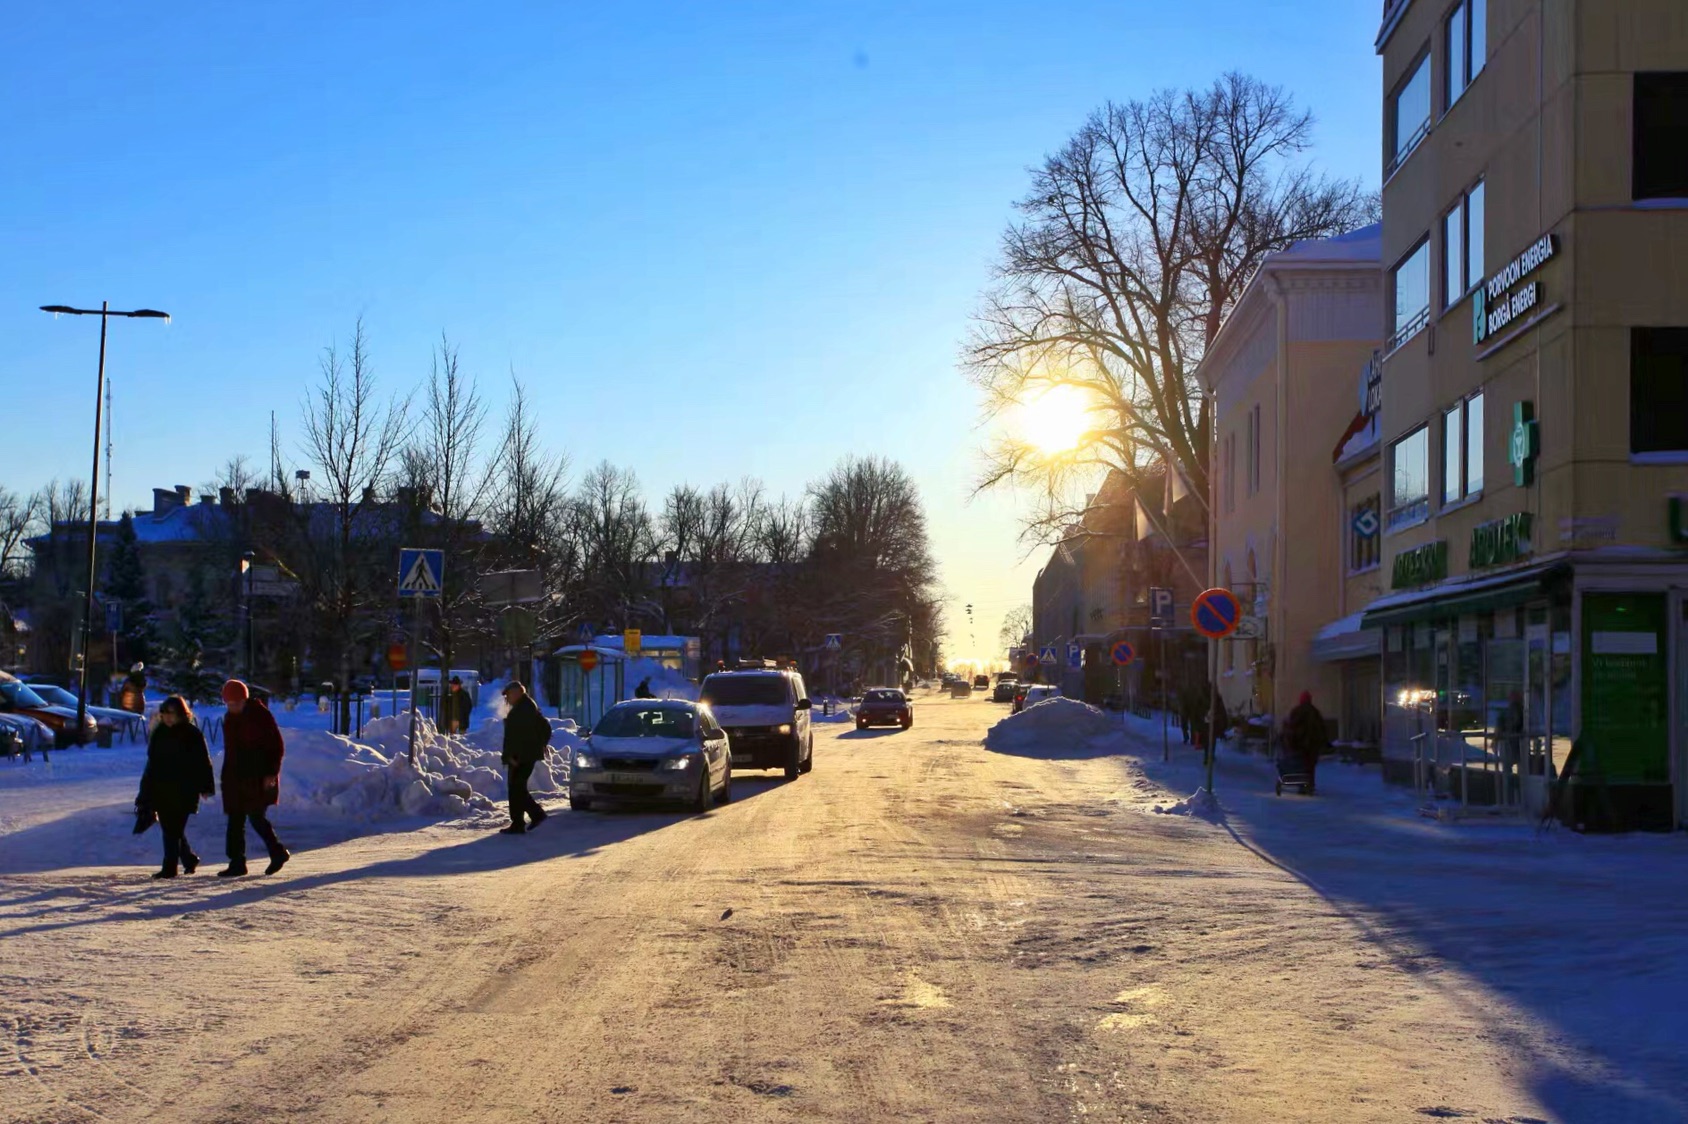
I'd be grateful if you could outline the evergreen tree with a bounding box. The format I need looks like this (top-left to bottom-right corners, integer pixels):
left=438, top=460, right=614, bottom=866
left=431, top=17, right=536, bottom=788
left=165, top=565, right=232, bottom=703
left=103, top=513, right=159, bottom=668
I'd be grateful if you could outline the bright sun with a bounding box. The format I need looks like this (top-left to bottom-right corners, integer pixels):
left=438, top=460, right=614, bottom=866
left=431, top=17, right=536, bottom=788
left=1018, top=385, right=1090, bottom=454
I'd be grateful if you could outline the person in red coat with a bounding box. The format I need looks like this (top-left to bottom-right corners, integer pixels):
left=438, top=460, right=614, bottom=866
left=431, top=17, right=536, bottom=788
left=217, top=679, right=290, bottom=877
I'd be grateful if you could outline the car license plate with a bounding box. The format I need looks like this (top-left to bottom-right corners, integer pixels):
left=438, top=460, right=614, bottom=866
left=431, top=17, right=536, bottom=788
left=605, top=772, right=657, bottom=785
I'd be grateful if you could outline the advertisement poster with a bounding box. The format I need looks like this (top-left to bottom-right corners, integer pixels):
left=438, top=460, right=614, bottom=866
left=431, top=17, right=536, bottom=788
left=1580, top=593, right=1669, bottom=784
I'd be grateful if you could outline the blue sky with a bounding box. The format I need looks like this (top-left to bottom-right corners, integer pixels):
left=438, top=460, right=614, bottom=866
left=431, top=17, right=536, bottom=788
left=1, top=1, right=1381, bottom=659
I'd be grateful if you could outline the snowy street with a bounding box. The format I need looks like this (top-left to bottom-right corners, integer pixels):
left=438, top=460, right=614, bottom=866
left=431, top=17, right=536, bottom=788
left=3, top=692, right=1686, bottom=1123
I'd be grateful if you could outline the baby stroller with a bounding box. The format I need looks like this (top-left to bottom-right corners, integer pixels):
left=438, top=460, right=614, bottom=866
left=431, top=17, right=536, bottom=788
left=1273, top=738, right=1315, bottom=796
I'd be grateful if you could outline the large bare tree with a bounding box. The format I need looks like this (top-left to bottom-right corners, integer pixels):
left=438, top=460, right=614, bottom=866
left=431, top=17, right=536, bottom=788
left=968, top=72, right=1376, bottom=541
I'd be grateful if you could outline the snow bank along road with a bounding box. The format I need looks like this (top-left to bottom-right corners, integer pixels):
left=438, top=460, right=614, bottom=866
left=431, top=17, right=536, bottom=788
left=2, top=695, right=1678, bottom=1123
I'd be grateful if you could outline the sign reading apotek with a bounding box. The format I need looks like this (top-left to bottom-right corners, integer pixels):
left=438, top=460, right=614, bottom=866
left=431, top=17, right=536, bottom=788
left=1470, top=512, right=1534, bottom=569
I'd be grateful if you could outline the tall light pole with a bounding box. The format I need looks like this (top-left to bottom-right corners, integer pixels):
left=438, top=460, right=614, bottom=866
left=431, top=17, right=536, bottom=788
left=240, top=550, right=257, bottom=678
left=40, top=303, right=171, bottom=738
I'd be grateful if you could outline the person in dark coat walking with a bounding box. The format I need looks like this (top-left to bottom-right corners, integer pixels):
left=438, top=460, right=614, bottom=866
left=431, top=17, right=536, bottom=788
left=137, top=695, right=216, bottom=878
left=444, top=675, right=474, bottom=735
left=499, top=681, right=551, bottom=834
left=1282, top=690, right=1331, bottom=795
left=633, top=677, right=654, bottom=699
left=218, top=679, right=290, bottom=876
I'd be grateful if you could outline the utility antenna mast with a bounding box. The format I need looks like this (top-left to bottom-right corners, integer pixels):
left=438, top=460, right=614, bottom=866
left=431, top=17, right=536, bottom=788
left=103, top=376, right=113, bottom=518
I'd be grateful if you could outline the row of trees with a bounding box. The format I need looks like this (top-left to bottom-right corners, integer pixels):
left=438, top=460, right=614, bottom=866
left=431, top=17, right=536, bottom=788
left=1, top=322, right=943, bottom=704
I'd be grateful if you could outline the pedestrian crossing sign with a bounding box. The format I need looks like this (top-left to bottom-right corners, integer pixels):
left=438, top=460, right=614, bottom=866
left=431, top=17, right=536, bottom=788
left=824, top=634, right=843, bottom=651
left=397, top=548, right=444, bottom=598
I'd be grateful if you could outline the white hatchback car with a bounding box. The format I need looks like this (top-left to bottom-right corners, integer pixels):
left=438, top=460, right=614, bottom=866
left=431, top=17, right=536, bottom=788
left=568, top=700, right=732, bottom=812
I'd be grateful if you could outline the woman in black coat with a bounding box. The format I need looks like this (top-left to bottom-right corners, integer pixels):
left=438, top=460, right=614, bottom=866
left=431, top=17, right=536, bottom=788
left=138, top=695, right=216, bottom=878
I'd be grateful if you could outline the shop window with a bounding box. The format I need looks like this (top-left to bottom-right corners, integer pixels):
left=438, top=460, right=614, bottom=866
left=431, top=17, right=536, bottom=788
left=1389, top=51, right=1431, bottom=175
left=1442, top=181, right=1484, bottom=307
left=1634, top=73, right=1688, bottom=201
left=1389, top=238, right=1431, bottom=351
left=1349, top=494, right=1381, bottom=573
left=1631, top=328, right=1688, bottom=454
left=1442, top=392, right=1484, bottom=503
left=1444, top=0, right=1486, bottom=111
left=1389, top=425, right=1430, bottom=529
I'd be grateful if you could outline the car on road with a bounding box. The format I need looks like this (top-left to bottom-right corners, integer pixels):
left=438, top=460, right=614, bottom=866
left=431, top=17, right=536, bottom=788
left=568, top=699, right=731, bottom=812
left=1013, top=684, right=1062, bottom=714
left=991, top=676, right=1019, bottom=702
left=0, top=672, right=99, bottom=747
left=699, top=667, right=813, bottom=779
left=972, top=674, right=990, bottom=690
left=855, top=687, right=912, bottom=730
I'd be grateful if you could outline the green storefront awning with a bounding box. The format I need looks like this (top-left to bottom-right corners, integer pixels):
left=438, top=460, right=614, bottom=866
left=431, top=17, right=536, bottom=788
left=1360, top=560, right=1568, bottom=628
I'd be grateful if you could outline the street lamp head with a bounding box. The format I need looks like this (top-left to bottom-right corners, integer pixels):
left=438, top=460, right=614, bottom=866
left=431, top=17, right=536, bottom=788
left=127, top=309, right=171, bottom=321
left=39, top=305, right=79, bottom=315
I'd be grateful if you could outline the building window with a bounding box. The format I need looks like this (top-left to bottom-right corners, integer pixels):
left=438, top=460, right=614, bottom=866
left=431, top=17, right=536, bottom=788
left=1389, top=50, right=1431, bottom=174
left=1389, top=238, right=1431, bottom=351
left=1635, top=73, right=1688, bottom=201
left=1442, top=180, right=1484, bottom=306
left=1389, top=425, right=1430, bottom=528
left=1444, top=0, right=1486, bottom=111
left=1441, top=393, right=1484, bottom=504
left=1350, top=494, right=1382, bottom=572
left=1224, top=431, right=1236, bottom=513
left=1632, top=328, right=1688, bottom=454
left=1246, top=404, right=1262, bottom=496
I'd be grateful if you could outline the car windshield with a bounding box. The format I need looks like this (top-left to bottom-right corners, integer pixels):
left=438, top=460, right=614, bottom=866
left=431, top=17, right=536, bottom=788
left=864, top=690, right=903, bottom=702
left=29, top=684, right=76, bottom=706
left=593, top=706, right=697, bottom=739
left=700, top=675, right=789, bottom=707
left=0, top=681, right=50, bottom=709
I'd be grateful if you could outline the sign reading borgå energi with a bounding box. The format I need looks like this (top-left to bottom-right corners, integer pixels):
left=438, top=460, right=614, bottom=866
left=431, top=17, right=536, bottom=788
left=1475, top=234, right=1558, bottom=346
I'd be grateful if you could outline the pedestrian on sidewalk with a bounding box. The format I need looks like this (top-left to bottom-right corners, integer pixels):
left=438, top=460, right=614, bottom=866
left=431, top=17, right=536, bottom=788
left=137, top=695, right=216, bottom=879
left=1282, top=691, right=1330, bottom=796
left=498, top=681, right=551, bottom=834
left=217, top=680, right=290, bottom=877
left=444, top=675, right=473, bottom=736
left=634, top=677, right=654, bottom=699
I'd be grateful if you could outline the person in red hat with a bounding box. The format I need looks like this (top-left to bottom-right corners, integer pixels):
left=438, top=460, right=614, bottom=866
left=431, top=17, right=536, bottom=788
left=217, top=679, right=290, bottom=876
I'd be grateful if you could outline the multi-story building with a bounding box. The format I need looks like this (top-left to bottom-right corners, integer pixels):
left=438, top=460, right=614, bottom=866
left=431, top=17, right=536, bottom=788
left=1370, top=0, right=1688, bottom=828
left=1198, top=225, right=1385, bottom=737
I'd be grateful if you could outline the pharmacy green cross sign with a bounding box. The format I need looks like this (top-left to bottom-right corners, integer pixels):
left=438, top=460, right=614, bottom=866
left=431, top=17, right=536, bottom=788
left=1509, top=401, right=1539, bottom=487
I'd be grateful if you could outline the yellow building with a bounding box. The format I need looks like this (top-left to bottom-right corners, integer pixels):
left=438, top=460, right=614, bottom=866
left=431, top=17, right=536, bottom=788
left=1199, top=226, right=1384, bottom=737
left=1370, top=0, right=1688, bottom=828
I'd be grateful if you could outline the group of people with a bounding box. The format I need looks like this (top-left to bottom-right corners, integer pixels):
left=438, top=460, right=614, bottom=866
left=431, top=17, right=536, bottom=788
left=136, top=677, right=558, bottom=877
left=1168, top=681, right=1333, bottom=796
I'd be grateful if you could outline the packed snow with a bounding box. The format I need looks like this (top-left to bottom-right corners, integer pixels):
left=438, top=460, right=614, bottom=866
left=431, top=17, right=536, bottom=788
left=983, top=696, right=1117, bottom=753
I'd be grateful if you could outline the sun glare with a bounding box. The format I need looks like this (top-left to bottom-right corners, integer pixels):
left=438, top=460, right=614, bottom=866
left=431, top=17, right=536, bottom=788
left=1018, top=385, right=1090, bottom=455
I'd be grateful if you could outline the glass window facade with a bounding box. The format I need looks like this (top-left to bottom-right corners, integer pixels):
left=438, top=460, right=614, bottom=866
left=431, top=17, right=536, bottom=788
left=1390, top=53, right=1431, bottom=170
left=1391, top=239, right=1431, bottom=348
left=1632, top=328, right=1688, bottom=453
left=1390, top=426, right=1429, bottom=526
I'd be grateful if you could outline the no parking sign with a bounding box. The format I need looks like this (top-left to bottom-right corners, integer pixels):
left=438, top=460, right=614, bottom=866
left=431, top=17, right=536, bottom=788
left=1191, top=588, right=1242, bottom=639
left=1109, top=640, right=1136, bottom=666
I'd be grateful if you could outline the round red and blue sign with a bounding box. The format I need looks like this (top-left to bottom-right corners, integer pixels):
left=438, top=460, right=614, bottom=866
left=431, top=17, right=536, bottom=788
left=1109, top=640, right=1136, bottom=667
left=1190, top=587, right=1242, bottom=639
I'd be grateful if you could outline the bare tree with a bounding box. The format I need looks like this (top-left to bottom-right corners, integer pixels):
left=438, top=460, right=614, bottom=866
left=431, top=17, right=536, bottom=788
left=998, top=604, right=1033, bottom=653
left=297, top=319, right=413, bottom=723
left=968, top=72, right=1376, bottom=541
left=0, top=486, right=38, bottom=579
left=23, top=480, right=90, bottom=676
left=488, top=375, right=574, bottom=649
left=574, top=462, right=658, bottom=630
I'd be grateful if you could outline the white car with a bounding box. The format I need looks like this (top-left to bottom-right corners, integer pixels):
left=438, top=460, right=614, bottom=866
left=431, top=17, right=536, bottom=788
left=1014, top=684, right=1062, bottom=713
left=568, top=699, right=732, bottom=812
left=699, top=668, right=814, bottom=779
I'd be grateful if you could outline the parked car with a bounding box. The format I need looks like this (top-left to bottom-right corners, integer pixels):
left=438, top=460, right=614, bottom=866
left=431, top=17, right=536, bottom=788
left=855, top=687, right=913, bottom=730
left=0, top=711, right=54, bottom=757
left=992, top=677, right=1020, bottom=702
left=1013, top=684, right=1062, bottom=714
left=568, top=699, right=731, bottom=812
left=0, top=672, right=99, bottom=746
left=23, top=683, right=137, bottom=736
left=699, top=667, right=813, bottom=779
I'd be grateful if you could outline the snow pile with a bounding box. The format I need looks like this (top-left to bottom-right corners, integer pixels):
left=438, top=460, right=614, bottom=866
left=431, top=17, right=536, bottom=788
left=267, top=713, right=582, bottom=822
left=810, top=696, right=855, bottom=723
left=1151, top=787, right=1223, bottom=819
left=983, top=697, right=1116, bottom=754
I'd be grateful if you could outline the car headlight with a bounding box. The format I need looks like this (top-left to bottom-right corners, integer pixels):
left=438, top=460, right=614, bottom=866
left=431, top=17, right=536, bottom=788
left=661, top=755, right=696, bottom=771
left=573, top=752, right=597, bottom=770
left=776, top=724, right=792, bottom=735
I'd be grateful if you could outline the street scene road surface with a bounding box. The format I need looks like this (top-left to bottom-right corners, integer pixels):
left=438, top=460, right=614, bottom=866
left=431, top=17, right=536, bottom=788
left=9, top=691, right=1678, bottom=1123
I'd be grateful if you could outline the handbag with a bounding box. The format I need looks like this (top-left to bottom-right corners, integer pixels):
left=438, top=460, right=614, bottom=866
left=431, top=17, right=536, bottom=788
left=132, top=796, right=157, bottom=835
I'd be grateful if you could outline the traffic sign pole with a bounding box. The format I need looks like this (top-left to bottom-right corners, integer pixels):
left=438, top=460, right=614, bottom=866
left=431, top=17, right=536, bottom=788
left=407, top=596, right=421, bottom=765
left=1160, top=627, right=1168, bottom=764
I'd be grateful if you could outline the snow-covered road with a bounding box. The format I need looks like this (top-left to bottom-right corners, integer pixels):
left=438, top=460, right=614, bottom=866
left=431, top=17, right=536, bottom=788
left=2, top=693, right=1684, bottom=1122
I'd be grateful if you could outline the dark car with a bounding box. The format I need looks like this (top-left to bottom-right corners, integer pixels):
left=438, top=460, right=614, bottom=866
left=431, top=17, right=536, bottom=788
left=856, top=687, right=912, bottom=730
left=0, top=673, right=99, bottom=746
left=972, top=674, right=989, bottom=690
left=23, top=683, right=133, bottom=738
left=992, top=677, right=1019, bottom=702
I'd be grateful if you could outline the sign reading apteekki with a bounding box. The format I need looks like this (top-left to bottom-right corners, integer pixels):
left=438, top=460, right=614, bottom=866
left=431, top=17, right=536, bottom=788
left=1391, top=540, right=1448, bottom=590
left=1475, top=234, right=1558, bottom=346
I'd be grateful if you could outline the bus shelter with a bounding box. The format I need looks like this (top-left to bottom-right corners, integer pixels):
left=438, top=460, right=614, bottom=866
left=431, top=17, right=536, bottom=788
left=547, top=645, right=626, bottom=730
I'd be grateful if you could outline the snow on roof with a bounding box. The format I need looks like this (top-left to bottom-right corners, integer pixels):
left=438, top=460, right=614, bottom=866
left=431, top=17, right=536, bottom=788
left=1271, top=222, right=1382, bottom=265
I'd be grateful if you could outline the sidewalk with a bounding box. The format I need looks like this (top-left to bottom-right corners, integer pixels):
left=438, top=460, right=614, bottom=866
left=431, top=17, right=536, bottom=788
left=1115, top=710, right=1688, bottom=1124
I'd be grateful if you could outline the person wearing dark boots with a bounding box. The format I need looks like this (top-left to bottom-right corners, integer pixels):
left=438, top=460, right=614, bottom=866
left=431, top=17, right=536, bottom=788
left=218, top=679, right=290, bottom=876
left=445, top=675, right=474, bottom=735
left=499, top=681, right=551, bottom=834
left=137, top=695, right=216, bottom=878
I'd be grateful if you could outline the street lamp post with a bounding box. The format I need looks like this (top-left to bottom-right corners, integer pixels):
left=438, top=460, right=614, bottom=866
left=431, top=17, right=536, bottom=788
left=241, top=550, right=257, bottom=678
left=40, top=303, right=170, bottom=739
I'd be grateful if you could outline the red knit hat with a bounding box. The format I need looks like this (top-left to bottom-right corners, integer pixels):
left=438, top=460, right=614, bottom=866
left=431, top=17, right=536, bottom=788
left=221, top=679, right=250, bottom=705
left=1298, top=690, right=1312, bottom=706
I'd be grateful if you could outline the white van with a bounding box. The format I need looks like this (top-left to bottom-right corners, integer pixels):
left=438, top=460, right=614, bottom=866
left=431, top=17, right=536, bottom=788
left=699, top=668, right=813, bottom=780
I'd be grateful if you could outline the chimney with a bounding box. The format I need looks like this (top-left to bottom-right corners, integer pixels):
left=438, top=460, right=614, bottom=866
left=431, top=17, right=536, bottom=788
left=362, top=485, right=376, bottom=503
left=152, top=487, right=181, bottom=513
left=175, top=485, right=192, bottom=506
left=199, top=494, right=216, bottom=505
left=245, top=488, right=262, bottom=505
left=219, top=487, right=235, bottom=506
